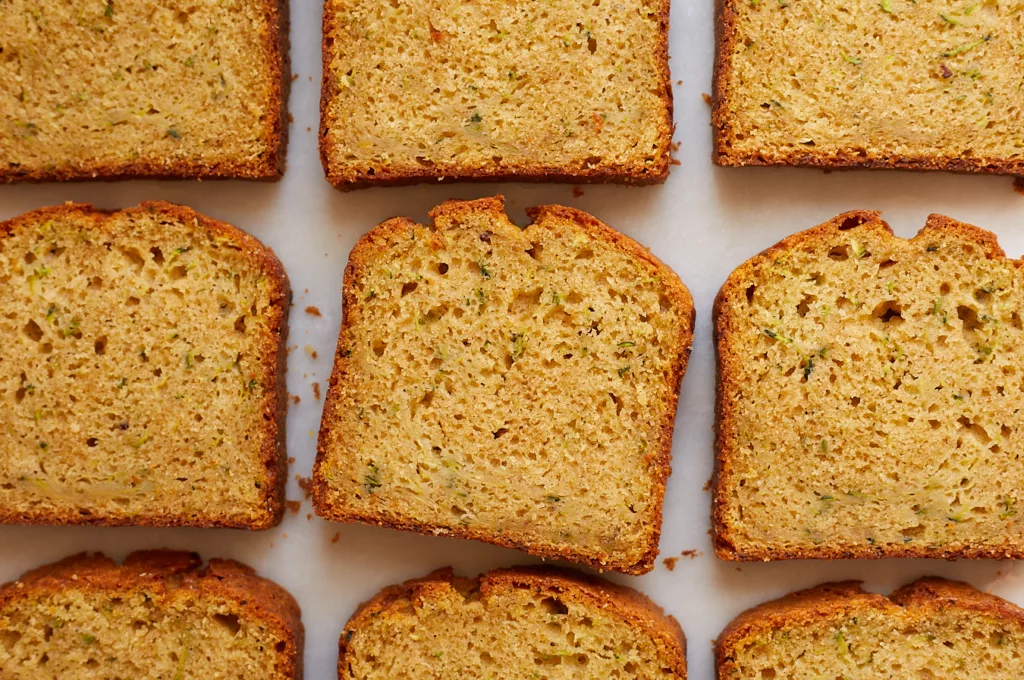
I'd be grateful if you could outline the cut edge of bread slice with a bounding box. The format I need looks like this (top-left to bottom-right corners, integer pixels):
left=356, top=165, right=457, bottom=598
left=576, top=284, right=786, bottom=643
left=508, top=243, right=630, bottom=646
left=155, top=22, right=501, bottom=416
left=317, top=0, right=674, bottom=190
left=339, top=565, right=687, bottom=677
left=709, top=0, right=1022, bottom=174
left=716, top=577, right=1024, bottom=676
left=313, top=195, right=694, bottom=574
left=2, top=0, right=290, bottom=183
left=0, top=550, right=303, bottom=678
left=712, top=210, right=1016, bottom=561
left=0, top=201, right=291, bottom=529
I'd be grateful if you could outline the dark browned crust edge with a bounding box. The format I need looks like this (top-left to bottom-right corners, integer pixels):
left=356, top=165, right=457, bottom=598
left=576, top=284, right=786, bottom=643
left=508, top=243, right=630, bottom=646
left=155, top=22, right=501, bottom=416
left=338, top=565, right=686, bottom=679
left=0, top=201, right=291, bottom=529
left=709, top=0, right=1023, bottom=174
left=716, top=577, right=1024, bottom=677
left=712, top=210, right=1016, bottom=561
left=312, top=195, right=694, bottom=574
left=318, top=0, right=674, bottom=189
left=0, top=550, right=303, bottom=679
left=0, top=0, right=289, bottom=183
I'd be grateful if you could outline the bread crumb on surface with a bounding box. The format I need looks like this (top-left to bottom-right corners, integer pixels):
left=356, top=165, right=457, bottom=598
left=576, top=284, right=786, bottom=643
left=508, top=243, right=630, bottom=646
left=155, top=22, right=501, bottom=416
left=680, top=549, right=702, bottom=559
left=285, top=500, right=301, bottom=514
left=572, top=187, right=585, bottom=197
left=288, top=457, right=296, bottom=465
left=290, top=394, right=301, bottom=405
left=702, top=93, right=712, bottom=105
left=305, top=306, right=322, bottom=317
left=296, top=476, right=313, bottom=500
left=304, top=346, right=318, bottom=360
left=331, top=532, right=340, bottom=544
left=663, top=557, right=679, bottom=571
left=313, top=382, right=321, bottom=401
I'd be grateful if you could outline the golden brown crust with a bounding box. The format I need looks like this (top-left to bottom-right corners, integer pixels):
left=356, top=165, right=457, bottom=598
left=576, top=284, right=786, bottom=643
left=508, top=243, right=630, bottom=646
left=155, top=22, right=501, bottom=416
left=1, top=0, right=288, bottom=183
left=716, top=577, right=1024, bottom=677
left=0, top=550, right=303, bottom=679
left=710, top=0, right=1022, bottom=174
left=712, top=210, right=1018, bottom=561
left=0, top=201, right=290, bottom=529
left=313, top=196, right=693, bottom=574
left=338, top=565, right=686, bottom=678
left=318, top=1, right=674, bottom=189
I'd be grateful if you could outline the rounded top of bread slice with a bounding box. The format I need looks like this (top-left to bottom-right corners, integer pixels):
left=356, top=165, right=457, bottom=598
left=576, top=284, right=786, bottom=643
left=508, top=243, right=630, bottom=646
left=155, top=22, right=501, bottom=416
left=340, top=565, right=686, bottom=678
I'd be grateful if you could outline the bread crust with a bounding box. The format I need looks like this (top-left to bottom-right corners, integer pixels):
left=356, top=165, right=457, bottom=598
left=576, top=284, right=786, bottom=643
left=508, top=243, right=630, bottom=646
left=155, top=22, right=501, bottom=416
left=716, top=577, right=1024, bottom=677
left=0, top=201, right=291, bottom=529
left=710, top=0, right=1023, bottom=174
left=318, top=0, right=674, bottom=189
left=0, top=550, right=303, bottom=679
left=712, top=210, right=1018, bottom=560
left=313, top=196, right=693, bottom=574
left=0, top=0, right=289, bottom=183
left=338, top=565, right=686, bottom=678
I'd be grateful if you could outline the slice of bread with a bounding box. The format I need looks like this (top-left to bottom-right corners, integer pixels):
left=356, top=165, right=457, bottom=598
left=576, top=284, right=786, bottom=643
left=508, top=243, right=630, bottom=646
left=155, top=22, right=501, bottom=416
left=718, top=578, right=1024, bottom=678
left=0, top=202, right=290, bottom=528
left=714, top=211, right=1024, bottom=560
left=339, top=566, right=686, bottom=678
left=712, top=0, right=1023, bottom=174
left=319, top=0, right=673, bottom=188
left=0, top=0, right=288, bottom=182
left=0, top=551, right=302, bottom=678
left=313, top=196, right=693, bottom=573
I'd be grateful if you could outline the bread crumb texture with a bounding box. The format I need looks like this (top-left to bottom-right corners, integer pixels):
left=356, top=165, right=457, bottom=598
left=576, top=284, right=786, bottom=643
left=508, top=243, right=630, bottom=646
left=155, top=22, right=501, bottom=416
left=718, top=578, right=1024, bottom=677
left=0, top=0, right=286, bottom=181
left=713, top=0, right=1024, bottom=173
left=339, top=566, right=686, bottom=679
left=0, top=551, right=302, bottom=679
left=0, top=202, right=290, bottom=528
left=320, top=0, right=673, bottom=187
left=714, top=211, right=1024, bottom=559
left=314, top=197, right=693, bottom=573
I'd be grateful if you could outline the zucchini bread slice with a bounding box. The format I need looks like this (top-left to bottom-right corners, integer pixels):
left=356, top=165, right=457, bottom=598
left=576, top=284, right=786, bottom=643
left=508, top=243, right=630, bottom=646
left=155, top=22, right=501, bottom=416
left=714, top=211, right=1024, bottom=560
left=0, top=0, right=288, bottom=181
left=718, top=578, right=1024, bottom=678
left=339, top=566, right=686, bottom=678
left=314, top=196, right=693, bottom=573
left=0, top=202, right=290, bottom=528
left=712, top=0, right=1024, bottom=174
left=0, top=551, right=303, bottom=679
left=320, top=0, right=673, bottom=188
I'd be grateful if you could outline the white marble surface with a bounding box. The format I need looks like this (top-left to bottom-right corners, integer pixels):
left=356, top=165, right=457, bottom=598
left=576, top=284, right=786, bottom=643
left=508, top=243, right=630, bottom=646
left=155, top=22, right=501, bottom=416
left=1, top=1, right=1023, bottom=677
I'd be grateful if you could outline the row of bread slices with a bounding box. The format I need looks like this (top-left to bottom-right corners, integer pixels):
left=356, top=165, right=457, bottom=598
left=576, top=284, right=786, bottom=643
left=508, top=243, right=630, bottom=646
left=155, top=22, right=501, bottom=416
left=2, top=198, right=1021, bottom=569
left=0, top=550, right=1020, bottom=678
left=9, top=0, right=1011, bottom=188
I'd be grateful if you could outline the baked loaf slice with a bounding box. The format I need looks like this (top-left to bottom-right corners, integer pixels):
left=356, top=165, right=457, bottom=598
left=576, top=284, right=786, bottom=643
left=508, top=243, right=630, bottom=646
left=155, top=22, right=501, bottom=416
left=712, top=0, right=1024, bottom=174
left=320, top=0, right=673, bottom=188
left=314, top=196, right=693, bottom=573
left=339, top=566, right=686, bottom=678
left=718, top=578, right=1024, bottom=678
left=0, top=202, right=290, bottom=528
left=714, top=211, right=1024, bottom=560
left=0, top=0, right=288, bottom=181
left=0, top=551, right=302, bottom=678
